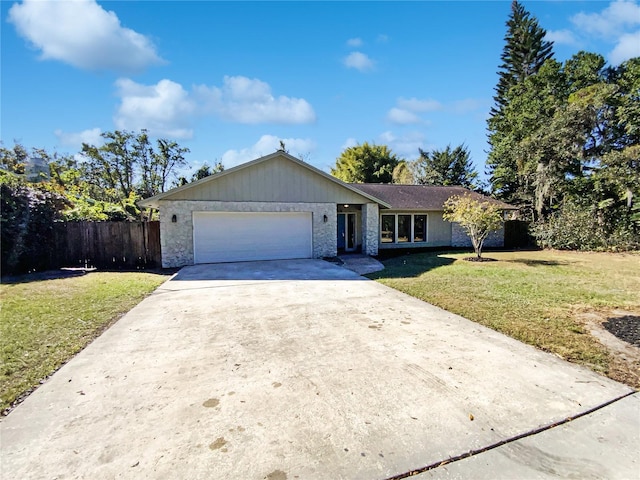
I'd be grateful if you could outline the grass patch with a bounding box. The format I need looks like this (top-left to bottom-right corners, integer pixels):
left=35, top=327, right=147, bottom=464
left=369, top=250, right=640, bottom=385
left=1, top=271, right=170, bottom=412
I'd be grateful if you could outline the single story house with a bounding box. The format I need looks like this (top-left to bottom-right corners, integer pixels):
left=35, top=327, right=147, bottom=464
left=139, top=151, right=514, bottom=268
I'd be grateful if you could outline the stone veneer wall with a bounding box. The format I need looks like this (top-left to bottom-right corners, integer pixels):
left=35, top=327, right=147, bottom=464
left=361, top=203, right=379, bottom=255
left=451, top=223, right=505, bottom=248
left=159, top=200, right=337, bottom=268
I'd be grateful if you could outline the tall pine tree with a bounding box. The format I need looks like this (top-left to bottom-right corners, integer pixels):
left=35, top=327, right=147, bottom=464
left=412, top=144, right=478, bottom=189
left=487, top=1, right=554, bottom=205
left=491, top=1, right=554, bottom=116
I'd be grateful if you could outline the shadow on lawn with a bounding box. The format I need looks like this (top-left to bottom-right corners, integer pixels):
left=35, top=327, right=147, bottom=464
left=0, top=269, right=89, bottom=285
left=367, top=251, right=456, bottom=280
left=502, top=258, right=570, bottom=267
left=0, top=267, right=176, bottom=285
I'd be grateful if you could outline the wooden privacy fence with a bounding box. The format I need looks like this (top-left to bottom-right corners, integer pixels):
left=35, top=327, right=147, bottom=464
left=51, top=221, right=161, bottom=270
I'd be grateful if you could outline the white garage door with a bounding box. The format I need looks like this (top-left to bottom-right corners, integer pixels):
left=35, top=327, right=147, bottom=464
left=193, top=211, right=313, bottom=263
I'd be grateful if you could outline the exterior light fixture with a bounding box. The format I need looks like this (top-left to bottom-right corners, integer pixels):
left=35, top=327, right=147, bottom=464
left=344, top=204, right=349, bottom=208
left=171, top=214, right=177, bottom=223
left=323, top=214, right=328, bottom=223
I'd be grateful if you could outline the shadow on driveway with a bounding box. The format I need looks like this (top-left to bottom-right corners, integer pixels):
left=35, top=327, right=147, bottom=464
left=171, top=258, right=367, bottom=281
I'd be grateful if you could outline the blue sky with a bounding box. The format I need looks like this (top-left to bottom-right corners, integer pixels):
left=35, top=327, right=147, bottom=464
left=2, top=1, right=639, bottom=180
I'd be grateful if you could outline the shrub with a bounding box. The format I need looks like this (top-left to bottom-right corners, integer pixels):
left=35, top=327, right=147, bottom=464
left=533, top=200, right=640, bottom=251
left=1, top=175, right=69, bottom=275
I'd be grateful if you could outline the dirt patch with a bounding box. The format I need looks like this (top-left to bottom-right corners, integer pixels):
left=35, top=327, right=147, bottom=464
left=577, top=310, right=640, bottom=388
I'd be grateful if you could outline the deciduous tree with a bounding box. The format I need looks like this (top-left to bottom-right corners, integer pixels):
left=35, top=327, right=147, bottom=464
left=81, top=130, right=189, bottom=217
left=331, top=143, right=400, bottom=183
left=392, top=161, right=414, bottom=184
left=193, top=162, right=224, bottom=181
left=0, top=142, right=29, bottom=175
left=443, top=195, right=504, bottom=260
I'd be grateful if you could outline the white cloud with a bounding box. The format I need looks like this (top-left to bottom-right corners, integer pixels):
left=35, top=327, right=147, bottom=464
left=55, top=128, right=103, bottom=147
left=378, top=131, right=397, bottom=143
left=195, top=76, right=316, bottom=124
left=347, top=37, right=363, bottom=47
left=341, top=137, right=358, bottom=150
left=609, top=30, right=640, bottom=64
left=114, top=78, right=196, bottom=138
left=397, top=97, right=442, bottom=112
left=545, top=29, right=579, bottom=46
left=567, top=1, right=640, bottom=65
left=221, top=135, right=316, bottom=168
left=377, top=131, right=425, bottom=158
left=387, top=108, right=422, bottom=125
left=386, top=96, right=482, bottom=126
left=8, top=0, right=164, bottom=72
left=571, top=0, right=640, bottom=38
left=113, top=75, right=315, bottom=138
left=451, top=98, right=484, bottom=114
left=343, top=51, right=375, bottom=71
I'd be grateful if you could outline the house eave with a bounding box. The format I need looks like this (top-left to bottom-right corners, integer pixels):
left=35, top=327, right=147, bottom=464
left=138, top=151, right=391, bottom=209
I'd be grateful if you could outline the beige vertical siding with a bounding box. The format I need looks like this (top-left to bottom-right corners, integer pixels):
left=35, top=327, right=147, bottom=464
left=163, top=156, right=372, bottom=204
left=427, top=211, right=452, bottom=245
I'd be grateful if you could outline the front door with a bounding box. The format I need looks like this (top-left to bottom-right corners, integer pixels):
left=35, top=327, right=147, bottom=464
left=337, top=213, right=356, bottom=252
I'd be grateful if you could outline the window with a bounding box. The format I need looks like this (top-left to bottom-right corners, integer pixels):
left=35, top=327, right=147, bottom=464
left=397, top=215, right=411, bottom=242
left=414, top=215, right=426, bottom=242
left=381, top=215, right=395, bottom=243
left=380, top=213, right=428, bottom=244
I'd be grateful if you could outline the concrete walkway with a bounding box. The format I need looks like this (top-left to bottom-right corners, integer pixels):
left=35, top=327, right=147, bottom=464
left=338, top=253, right=385, bottom=275
left=1, top=259, right=637, bottom=479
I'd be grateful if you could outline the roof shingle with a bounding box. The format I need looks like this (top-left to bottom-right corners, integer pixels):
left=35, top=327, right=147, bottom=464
left=350, top=184, right=516, bottom=210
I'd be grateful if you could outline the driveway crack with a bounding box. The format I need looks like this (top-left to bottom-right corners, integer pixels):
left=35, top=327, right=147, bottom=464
left=383, top=391, right=636, bottom=480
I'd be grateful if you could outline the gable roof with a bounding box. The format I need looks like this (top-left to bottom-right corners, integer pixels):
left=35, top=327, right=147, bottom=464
left=350, top=184, right=516, bottom=210
left=139, top=151, right=390, bottom=209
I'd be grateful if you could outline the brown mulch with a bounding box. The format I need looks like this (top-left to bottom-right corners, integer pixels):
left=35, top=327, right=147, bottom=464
left=578, top=310, right=640, bottom=389
left=603, top=315, right=640, bottom=348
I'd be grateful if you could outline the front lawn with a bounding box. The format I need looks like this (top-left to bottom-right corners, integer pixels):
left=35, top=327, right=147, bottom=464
left=369, top=250, right=640, bottom=387
left=1, top=271, right=170, bottom=413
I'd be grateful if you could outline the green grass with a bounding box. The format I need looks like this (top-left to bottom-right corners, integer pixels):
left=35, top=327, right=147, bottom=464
left=369, top=250, right=640, bottom=383
left=1, top=271, right=169, bottom=412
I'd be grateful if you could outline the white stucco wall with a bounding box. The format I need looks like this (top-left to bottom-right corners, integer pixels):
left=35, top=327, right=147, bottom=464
left=159, top=200, right=338, bottom=267
left=451, top=223, right=505, bottom=248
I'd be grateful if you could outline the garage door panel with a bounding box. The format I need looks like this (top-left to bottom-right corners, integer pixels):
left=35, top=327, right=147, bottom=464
left=193, top=212, right=312, bottom=263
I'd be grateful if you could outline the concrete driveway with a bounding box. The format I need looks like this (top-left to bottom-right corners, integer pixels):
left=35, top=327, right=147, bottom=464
left=1, top=259, right=637, bottom=479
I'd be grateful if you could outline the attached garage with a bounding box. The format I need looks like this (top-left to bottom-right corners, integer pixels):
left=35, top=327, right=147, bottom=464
left=138, top=151, right=386, bottom=268
left=193, top=211, right=312, bottom=264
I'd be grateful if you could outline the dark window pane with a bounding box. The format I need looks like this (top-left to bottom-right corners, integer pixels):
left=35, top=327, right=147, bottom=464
left=381, top=215, right=395, bottom=243
left=347, top=214, right=356, bottom=249
left=414, top=215, right=426, bottom=242
left=398, top=215, right=411, bottom=243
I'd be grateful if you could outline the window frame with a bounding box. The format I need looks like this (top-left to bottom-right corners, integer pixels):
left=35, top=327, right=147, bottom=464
left=413, top=214, right=427, bottom=242
left=380, top=214, right=396, bottom=243
left=379, top=213, right=429, bottom=244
